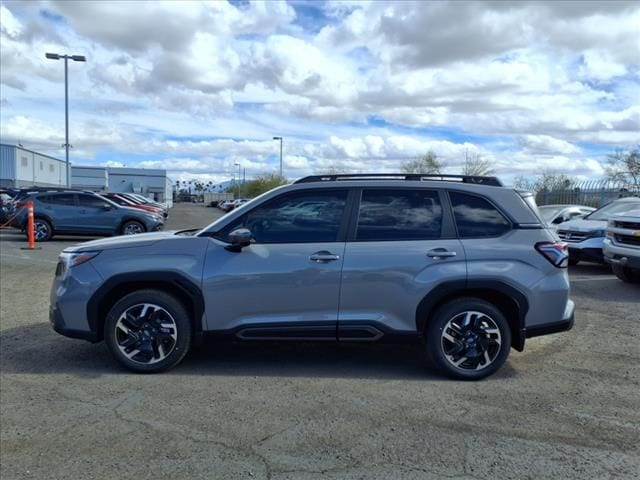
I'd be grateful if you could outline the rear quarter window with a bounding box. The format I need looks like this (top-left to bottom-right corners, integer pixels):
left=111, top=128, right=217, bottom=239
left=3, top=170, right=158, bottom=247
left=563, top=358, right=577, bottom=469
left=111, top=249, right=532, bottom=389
left=449, top=191, right=511, bottom=238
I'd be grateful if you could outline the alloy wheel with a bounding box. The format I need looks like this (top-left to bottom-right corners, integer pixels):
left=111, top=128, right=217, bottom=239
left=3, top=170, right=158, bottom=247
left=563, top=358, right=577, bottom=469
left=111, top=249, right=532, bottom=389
left=441, top=310, right=502, bottom=371
left=34, top=221, right=49, bottom=241
left=115, top=303, right=178, bottom=364
left=123, top=223, right=144, bottom=235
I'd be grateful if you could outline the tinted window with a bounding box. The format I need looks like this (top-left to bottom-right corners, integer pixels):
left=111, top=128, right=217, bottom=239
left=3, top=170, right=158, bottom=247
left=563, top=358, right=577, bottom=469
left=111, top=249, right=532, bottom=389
left=222, top=190, right=348, bottom=244
left=356, top=189, right=442, bottom=241
left=78, top=194, right=110, bottom=208
left=450, top=192, right=510, bottom=237
left=45, top=194, right=76, bottom=206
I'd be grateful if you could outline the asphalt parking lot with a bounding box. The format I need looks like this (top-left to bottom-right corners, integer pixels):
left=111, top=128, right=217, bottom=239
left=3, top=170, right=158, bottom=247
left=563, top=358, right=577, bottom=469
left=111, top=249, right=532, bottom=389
left=1, top=203, right=638, bottom=480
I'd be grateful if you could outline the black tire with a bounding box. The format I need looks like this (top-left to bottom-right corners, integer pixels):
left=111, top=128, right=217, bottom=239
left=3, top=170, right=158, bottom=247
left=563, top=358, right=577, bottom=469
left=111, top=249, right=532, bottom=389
left=568, top=257, right=579, bottom=266
left=120, top=220, right=146, bottom=235
left=611, top=265, right=640, bottom=284
left=104, top=289, right=192, bottom=373
left=30, top=218, right=53, bottom=242
left=425, top=297, right=511, bottom=380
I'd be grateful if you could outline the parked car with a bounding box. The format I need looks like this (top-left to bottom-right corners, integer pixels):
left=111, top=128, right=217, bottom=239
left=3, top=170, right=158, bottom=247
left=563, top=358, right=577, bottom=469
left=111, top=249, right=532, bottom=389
left=603, top=209, right=640, bottom=283
left=226, top=199, right=248, bottom=212
left=50, top=173, right=574, bottom=380
left=0, top=191, right=12, bottom=224
left=219, top=199, right=244, bottom=212
left=557, top=197, right=640, bottom=265
left=102, top=193, right=166, bottom=218
left=120, top=193, right=169, bottom=215
left=13, top=191, right=164, bottom=241
left=538, top=204, right=595, bottom=227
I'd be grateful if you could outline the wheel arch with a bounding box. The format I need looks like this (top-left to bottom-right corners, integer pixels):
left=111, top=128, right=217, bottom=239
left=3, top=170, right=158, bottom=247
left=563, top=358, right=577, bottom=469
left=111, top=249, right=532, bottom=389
left=33, top=213, right=54, bottom=229
left=87, top=271, right=205, bottom=342
left=415, top=280, right=528, bottom=351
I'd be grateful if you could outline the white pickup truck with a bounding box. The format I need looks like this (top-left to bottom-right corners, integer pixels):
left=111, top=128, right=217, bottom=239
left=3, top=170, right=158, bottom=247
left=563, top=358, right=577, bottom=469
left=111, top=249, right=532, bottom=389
left=603, top=209, right=640, bottom=283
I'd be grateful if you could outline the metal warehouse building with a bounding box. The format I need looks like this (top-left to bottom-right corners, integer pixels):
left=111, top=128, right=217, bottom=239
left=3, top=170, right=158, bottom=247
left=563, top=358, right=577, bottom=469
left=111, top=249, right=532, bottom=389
left=0, top=144, right=67, bottom=188
left=0, top=144, right=172, bottom=207
left=104, top=167, right=173, bottom=207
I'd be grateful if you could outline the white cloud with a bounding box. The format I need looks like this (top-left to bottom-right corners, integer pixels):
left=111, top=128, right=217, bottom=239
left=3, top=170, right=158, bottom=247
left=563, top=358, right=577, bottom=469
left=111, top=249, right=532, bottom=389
left=1, top=0, right=638, bottom=183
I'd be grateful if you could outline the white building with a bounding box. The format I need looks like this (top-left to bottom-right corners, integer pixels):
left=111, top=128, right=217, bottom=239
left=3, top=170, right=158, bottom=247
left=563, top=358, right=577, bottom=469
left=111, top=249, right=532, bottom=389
left=0, top=144, right=67, bottom=188
left=0, top=144, right=173, bottom=207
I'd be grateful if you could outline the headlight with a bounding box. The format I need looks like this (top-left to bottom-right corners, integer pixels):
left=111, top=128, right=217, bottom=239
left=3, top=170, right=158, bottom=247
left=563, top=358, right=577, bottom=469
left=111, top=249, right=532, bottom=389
left=588, top=229, right=606, bottom=238
left=59, top=251, right=100, bottom=269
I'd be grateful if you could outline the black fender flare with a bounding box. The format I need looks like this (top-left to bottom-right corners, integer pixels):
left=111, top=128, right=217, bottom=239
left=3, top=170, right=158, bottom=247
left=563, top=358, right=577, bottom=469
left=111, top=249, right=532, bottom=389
left=86, top=271, right=205, bottom=341
left=415, top=279, right=529, bottom=351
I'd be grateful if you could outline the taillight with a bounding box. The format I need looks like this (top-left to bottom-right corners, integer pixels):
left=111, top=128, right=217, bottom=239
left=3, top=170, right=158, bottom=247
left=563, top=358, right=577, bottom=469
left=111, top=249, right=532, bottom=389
left=536, top=242, right=568, bottom=268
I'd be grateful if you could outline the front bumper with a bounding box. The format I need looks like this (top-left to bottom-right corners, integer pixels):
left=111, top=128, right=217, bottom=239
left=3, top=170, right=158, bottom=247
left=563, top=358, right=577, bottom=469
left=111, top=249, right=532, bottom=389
left=525, top=299, right=575, bottom=339
left=603, top=238, right=640, bottom=269
left=50, top=304, right=100, bottom=342
left=564, top=236, right=605, bottom=263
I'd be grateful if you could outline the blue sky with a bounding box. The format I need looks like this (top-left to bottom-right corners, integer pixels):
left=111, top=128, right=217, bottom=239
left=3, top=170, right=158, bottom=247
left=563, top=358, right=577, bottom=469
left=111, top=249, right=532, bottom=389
left=1, top=0, right=639, bottom=183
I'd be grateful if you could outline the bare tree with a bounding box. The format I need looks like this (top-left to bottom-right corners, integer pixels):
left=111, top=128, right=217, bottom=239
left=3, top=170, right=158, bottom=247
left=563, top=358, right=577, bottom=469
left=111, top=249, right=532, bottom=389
left=317, top=165, right=348, bottom=175
left=462, top=150, right=494, bottom=176
left=606, top=147, right=640, bottom=187
left=401, top=151, right=443, bottom=174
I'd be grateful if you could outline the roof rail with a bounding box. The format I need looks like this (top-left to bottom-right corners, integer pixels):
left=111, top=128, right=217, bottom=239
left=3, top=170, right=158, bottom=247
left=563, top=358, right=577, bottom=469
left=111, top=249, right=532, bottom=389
left=294, top=173, right=503, bottom=187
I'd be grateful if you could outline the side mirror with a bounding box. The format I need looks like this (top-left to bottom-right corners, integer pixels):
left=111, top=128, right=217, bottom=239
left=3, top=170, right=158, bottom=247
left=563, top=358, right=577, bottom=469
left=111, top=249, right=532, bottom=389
left=225, top=228, right=252, bottom=252
left=552, top=217, right=564, bottom=224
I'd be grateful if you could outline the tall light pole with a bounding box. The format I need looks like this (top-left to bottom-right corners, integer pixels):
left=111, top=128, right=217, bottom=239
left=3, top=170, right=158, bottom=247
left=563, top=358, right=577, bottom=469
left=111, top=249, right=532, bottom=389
left=273, top=136, right=283, bottom=178
left=234, top=162, right=241, bottom=199
left=45, top=53, right=86, bottom=187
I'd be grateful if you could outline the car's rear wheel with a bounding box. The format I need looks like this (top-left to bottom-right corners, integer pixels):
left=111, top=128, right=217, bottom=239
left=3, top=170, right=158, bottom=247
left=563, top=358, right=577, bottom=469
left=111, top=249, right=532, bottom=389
left=425, top=298, right=511, bottom=380
left=611, top=265, right=640, bottom=284
left=31, top=218, right=53, bottom=242
left=104, top=290, right=191, bottom=373
left=121, top=220, right=145, bottom=235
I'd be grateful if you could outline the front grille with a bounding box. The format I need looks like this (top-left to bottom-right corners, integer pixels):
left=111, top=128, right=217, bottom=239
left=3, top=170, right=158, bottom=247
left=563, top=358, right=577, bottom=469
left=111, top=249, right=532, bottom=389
left=557, top=230, right=587, bottom=243
left=615, top=234, right=640, bottom=247
left=614, top=220, right=640, bottom=230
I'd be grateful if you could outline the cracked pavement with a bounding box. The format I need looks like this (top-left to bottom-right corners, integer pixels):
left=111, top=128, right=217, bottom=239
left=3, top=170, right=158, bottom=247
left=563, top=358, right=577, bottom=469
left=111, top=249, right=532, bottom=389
left=1, top=204, right=639, bottom=479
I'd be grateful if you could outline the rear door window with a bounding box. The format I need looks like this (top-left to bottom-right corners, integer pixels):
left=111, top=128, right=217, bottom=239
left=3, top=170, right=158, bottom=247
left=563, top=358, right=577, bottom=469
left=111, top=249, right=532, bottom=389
left=355, top=189, right=443, bottom=241
left=47, top=194, right=76, bottom=206
left=449, top=191, right=511, bottom=237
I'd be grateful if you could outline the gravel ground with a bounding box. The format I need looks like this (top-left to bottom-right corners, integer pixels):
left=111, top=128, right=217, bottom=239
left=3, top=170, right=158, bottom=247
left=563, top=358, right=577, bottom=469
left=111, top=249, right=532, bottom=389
left=1, top=203, right=639, bottom=480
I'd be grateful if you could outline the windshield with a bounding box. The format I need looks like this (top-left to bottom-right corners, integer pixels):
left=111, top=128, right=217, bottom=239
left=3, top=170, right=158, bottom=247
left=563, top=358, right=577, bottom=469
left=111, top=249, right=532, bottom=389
left=587, top=200, right=640, bottom=220
left=538, top=206, right=563, bottom=222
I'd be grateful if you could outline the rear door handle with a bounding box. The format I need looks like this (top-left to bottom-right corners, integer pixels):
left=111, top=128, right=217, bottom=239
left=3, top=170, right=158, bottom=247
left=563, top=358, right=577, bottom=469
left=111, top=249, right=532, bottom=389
left=427, top=248, right=457, bottom=259
left=310, top=250, right=340, bottom=263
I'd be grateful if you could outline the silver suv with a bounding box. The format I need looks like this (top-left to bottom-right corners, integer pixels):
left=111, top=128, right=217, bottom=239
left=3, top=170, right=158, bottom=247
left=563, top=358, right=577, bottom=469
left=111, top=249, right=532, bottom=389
left=50, top=174, right=574, bottom=380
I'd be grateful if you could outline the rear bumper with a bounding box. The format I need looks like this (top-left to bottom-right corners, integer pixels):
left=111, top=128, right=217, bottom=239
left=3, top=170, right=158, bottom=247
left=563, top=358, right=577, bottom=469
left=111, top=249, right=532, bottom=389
left=525, top=299, right=575, bottom=339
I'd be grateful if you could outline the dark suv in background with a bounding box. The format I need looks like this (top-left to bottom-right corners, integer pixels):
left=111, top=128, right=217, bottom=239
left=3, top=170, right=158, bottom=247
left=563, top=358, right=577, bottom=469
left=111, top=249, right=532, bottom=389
left=13, top=191, right=164, bottom=241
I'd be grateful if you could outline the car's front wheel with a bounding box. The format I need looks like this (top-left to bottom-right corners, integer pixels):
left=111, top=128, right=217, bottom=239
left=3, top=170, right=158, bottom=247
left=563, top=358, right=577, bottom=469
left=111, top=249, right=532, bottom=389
left=611, top=265, right=640, bottom=284
left=31, top=218, right=53, bottom=242
left=121, top=220, right=146, bottom=235
left=104, top=290, right=192, bottom=373
left=425, top=298, right=511, bottom=380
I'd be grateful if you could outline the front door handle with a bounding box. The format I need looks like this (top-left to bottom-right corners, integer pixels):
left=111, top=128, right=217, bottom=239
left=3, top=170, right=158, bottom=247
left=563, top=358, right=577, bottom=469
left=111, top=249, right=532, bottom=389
left=427, top=248, right=457, bottom=259
left=310, top=251, right=340, bottom=263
